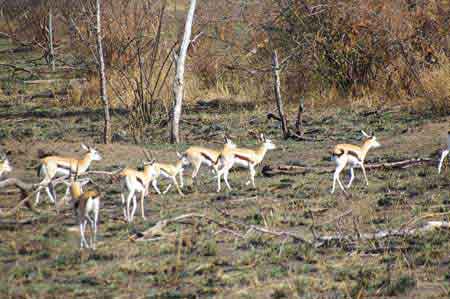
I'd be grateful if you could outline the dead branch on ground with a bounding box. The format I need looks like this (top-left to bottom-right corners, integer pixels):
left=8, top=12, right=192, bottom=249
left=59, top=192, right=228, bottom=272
left=131, top=208, right=312, bottom=245
left=262, top=158, right=436, bottom=177
left=316, top=221, right=450, bottom=248
left=0, top=176, right=69, bottom=217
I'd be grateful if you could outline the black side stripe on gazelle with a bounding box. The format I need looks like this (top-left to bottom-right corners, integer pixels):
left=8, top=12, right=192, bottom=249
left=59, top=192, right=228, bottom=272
left=56, top=164, right=73, bottom=171
left=200, top=152, right=215, bottom=163
left=136, top=177, right=145, bottom=188
left=347, top=150, right=362, bottom=161
left=234, top=154, right=255, bottom=164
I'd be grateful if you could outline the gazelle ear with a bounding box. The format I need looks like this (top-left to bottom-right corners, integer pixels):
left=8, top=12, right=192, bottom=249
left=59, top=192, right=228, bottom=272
left=176, top=151, right=182, bottom=158
left=361, top=130, right=370, bottom=138
left=260, top=133, right=266, bottom=142
left=81, top=144, right=89, bottom=151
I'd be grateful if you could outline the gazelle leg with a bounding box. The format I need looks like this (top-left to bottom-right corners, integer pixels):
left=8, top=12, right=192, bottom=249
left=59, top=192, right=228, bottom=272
left=93, top=205, right=99, bottom=250
left=172, top=177, right=184, bottom=196
left=331, top=163, right=346, bottom=193
left=152, top=179, right=162, bottom=195
left=360, top=164, right=369, bottom=186
left=36, top=176, right=50, bottom=204
left=140, top=192, right=146, bottom=220
left=62, top=185, right=71, bottom=203
left=191, top=162, right=201, bottom=184
left=80, top=219, right=89, bottom=248
left=216, top=168, right=223, bottom=192
left=179, top=169, right=184, bottom=188
left=438, top=149, right=449, bottom=174
left=84, top=219, right=90, bottom=248
left=245, top=163, right=252, bottom=186
left=163, top=183, right=172, bottom=194
left=45, top=186, right=55, bottom=203
left=223, top=167, right=232, bottom=191
left=35, top=187, right=42, bottom=205
left=249, top=165, right=256, bottom=188
left=130, top=195, right=137, bottom=222
left=86, top=215, right=94, bottom=248
left=346, top=167, right=355, bottom=189
left=126, top=192, right=134, bottom=222
left=79, top=221, right=84, bottom=248
left=121, top=193, right=128, bottom=221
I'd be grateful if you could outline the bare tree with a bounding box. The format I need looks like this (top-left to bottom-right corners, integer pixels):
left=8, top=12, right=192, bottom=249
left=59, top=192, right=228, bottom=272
left=48, top=7, right=55, bottom=72
left=170, top=0, right=197, bottom=144
left=95, top=0, right=111, bottom=144
left=272, top=50, right=289, bottom=139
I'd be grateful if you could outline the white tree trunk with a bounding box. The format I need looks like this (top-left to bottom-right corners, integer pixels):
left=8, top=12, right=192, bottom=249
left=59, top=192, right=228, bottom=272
left=272, top=50, right=289, bottom=138
left=170, top=0, right=197, bottom=144
left=95, top=0, right=111, bottom=144
left=48, top=8, right=55, bottom=72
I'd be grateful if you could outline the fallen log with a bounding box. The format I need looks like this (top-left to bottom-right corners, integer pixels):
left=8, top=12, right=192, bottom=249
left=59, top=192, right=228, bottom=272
left=0, top=178, right=41, bottom=216
left=130, top=211, right=311, bottom=245
left=0, top=176, right=69, bottom=217
left=262, top=158, right=436, bottom=177
left=316, top=221, right=450, bottom=248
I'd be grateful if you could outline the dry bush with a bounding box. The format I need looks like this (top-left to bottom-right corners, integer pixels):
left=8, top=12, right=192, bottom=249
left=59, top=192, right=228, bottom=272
left=412, top=57, right=450, bottom=116
left=67, top=77, right=107, bottom=108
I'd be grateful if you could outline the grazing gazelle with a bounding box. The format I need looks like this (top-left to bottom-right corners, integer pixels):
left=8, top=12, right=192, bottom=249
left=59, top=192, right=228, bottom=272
left=35, top=144, right=102, bottom=205
left=152, top=152, right=190, bottom=196
left=330, top=130, right=381, bottom=194
left=0, top=155, right=12, bottom=178
left=64, top=176, right=101, bottom=249
left=184, top=137, right=236, bottom=184
left=438, top=131, right=450, bottom=174
left=216, top=134, right=276, bottom=192
left=116, top=156, right=158, bottom=223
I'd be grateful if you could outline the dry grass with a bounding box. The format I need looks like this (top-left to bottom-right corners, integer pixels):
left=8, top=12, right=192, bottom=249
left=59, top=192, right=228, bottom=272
left=1, top=93, right=449, bottom=298
left=1, top=34, right=450, bottom=299
left=413, top=57, right=450, bottom=116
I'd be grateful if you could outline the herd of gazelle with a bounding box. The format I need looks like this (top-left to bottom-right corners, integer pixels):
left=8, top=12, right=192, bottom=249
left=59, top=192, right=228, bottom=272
left=0, top=130, right=449, bottom=249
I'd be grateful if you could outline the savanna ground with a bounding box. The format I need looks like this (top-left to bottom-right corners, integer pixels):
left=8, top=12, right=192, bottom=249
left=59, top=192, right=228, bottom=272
left=1, top=37, right=450, bottom=299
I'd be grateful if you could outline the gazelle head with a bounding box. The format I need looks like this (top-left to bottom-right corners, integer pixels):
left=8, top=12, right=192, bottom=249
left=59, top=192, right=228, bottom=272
left=142, top=159, right=155, bottom=169
left=0, top=158, right=12, bottom=176
left=260, top=133, right=276, bottom=150
left=361, top=130, right=381, bottom=149
left=81, top=144, right=102, bottom=161
left=176, top=152, right=190, bottom=166
left=224, top=136, right=237, bottom=149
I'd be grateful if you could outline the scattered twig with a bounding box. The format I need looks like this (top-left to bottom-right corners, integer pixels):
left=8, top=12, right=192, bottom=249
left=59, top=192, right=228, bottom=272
left=317, top=209, right=352, bottom=226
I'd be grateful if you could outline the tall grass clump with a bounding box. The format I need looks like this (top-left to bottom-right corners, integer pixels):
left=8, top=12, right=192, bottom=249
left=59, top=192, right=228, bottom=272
left=413, top=57, right=450, bottom=116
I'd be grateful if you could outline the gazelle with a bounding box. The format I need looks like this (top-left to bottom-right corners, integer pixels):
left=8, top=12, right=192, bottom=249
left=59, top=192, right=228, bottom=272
left=116, top=158, right=158, bottom=223
left=438, top=131, right=450, bottom=174
left=184, top=137, right=236, bottom=183
left=35, top=144, right=102, bottom=205
left=216, top=134, right=276, bottom=192
left=64, top=176, right=101, bottom=249
left=152, top=152, right=190, bottom=196
left=0, top=155, right=12, bottom=178
left=330, top=130, right=381, bottom=194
